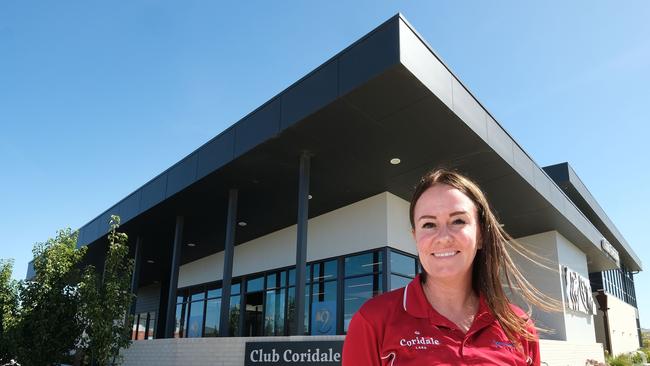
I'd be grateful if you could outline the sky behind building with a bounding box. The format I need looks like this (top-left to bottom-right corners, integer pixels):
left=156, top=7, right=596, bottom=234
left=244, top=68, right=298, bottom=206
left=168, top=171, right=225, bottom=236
left=1, top=1, right=649, bottom=325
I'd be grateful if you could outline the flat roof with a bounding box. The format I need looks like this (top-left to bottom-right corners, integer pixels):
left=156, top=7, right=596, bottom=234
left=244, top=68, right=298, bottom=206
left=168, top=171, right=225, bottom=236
left=68, top=14, right=639, bottom=284
left=544, top=162, right=641, bottom=271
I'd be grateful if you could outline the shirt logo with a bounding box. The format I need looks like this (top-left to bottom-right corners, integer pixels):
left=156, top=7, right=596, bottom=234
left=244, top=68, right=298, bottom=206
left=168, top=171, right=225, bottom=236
left=399, top=331, right=441, bottom=350
left=493, top=341, right=515, bottom=349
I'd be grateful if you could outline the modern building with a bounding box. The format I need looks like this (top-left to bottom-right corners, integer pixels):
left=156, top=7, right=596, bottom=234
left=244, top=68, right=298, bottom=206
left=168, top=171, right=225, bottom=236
left=32, top=14, right=642, bottom=365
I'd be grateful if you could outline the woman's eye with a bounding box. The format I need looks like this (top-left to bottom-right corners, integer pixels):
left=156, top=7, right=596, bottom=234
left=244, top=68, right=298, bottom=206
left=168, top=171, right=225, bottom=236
left=452, top=219, right=467, bottom=225
left=422, top=222, right=435, bottom=229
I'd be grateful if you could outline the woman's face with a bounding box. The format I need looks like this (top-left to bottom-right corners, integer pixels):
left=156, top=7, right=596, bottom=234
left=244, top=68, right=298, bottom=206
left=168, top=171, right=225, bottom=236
left=412, top=184, right=480, bottom=284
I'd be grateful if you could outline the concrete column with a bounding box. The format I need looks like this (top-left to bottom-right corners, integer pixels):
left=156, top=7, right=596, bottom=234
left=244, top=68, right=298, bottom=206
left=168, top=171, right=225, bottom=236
left=164, top=216, right=184, bottom=338
left=293, top=152, right=311, bottom=335
left=220, top=189, right=238, bottom=336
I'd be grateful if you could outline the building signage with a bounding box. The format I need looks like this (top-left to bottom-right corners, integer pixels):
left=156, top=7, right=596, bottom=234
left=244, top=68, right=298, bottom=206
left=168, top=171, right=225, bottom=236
left=311, top=301, right=336, bottom=336
left=563, top=266, right=596, bottom=315
left=245, top=341, right=343, bottom=366
left=600, top=238, right=620, bottom=267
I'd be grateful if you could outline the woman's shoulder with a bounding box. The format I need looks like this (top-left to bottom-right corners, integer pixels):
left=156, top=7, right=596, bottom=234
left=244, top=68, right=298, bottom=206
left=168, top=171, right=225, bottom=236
left=356, top=287, right=407, bottom=320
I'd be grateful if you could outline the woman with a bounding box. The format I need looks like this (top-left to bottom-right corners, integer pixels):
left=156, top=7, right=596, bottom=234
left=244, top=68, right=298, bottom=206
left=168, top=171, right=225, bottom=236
left=343, top=169, right=555, bottom=366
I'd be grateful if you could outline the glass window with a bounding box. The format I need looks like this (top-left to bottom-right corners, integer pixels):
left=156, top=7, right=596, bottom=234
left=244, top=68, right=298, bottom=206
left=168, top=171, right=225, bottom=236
left=266, top=272, right=278, bottom=289
left=344, top=274, right=382, bottom=332
left=186, top=301, right=204, bottom=338
left=288, top=266, right=311, bottom=287
left=136, top=312, right=147, bottom=340
left=229, top=295, right=241, bottom=336
left=244, top=291, right=264, bottom=336
left=174, top=303, right=185, bottom=338
left=231, top=282, right=241, bottom=295
left=313, top=260, right=337, bottom=281
left=190, top=289, right=205, bottom=302
left=390, top=251, right=416, bottom=277
left=287, top=286, right=309, bottom=335
left=390, top=274, right=412, bottom=290
left=207, top=287, right=222, bottom=299
left=146, top=312, right=156, bottom=339
left=345, top=252, right=383, bottom=277
left=264, top=288, right=286, bottom=336
left=204, top=298, right=221, bottom=337
left=247, top=276, right=264, bottom=293
left=312, top=280, right=337, bottom=303
left=131, top=315, right=139, bottom=340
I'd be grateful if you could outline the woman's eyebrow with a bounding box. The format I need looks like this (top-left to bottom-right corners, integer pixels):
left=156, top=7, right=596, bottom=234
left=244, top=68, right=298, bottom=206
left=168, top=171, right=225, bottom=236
left=417, top=211, right=469, bottom=221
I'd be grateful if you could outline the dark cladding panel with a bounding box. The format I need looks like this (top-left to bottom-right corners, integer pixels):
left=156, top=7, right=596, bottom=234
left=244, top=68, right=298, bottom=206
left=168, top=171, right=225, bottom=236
left=281, top=60, right=339, bottom=130
left=196, top=129, right=235, bottom=180
left=77, top=226, right=87, bottom=247
left=234, top=99, right=281, bottom=158
left=166, top=153, right=198, bottom=198
left=339, top=18, right=400, bottom=96
left=543, top=163, right=570, bottom=184
left=83, top=217, right=99, bottom=246
left=140, top=174, right=168, bottom=212
left=119, top=191, right=141, bottom=223
left=96, top=208, right=120, bottom=240
left=134, top=284, right=161, bottom=313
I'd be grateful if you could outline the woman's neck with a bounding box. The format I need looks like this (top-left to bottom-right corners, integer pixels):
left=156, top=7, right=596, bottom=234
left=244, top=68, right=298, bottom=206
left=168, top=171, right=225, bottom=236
left=421, top=276, right=479, bottom=333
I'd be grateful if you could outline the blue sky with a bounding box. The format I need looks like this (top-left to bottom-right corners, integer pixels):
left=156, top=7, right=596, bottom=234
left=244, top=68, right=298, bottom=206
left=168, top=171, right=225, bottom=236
left=1, top=1, right=649, bottom=326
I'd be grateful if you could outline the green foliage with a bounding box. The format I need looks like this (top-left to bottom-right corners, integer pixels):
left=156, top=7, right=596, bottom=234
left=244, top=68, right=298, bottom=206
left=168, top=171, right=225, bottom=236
left=604, top=351, right=646, bottom=366
left=630, top=351, right=645, bottom=364
left=16, top=228, right=86, bottom=366
left=0, top=259, right=20, bottom=363
left=79, top=215, right=135, bottom=366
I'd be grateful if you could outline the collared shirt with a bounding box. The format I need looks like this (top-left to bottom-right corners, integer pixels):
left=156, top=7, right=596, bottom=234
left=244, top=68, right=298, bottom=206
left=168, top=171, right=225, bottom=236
left=342, top=274, right=540, bottom=365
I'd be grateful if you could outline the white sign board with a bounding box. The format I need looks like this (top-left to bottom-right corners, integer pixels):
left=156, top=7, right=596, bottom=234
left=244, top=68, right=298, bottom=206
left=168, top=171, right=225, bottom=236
left=563, top=266, right=596, bottom=315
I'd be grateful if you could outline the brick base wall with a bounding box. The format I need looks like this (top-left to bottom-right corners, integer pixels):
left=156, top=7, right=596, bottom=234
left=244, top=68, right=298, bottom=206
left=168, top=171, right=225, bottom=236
left=121, top=337, right=604, bottom=366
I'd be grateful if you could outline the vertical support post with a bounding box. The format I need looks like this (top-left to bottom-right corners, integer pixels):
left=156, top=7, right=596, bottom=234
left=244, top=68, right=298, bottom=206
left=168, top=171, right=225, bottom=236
left=220, top=189, right=238, bottom=337
left=293, top=152, right=311, bottom=335
left=383, top=247, right=390, bottom=293
left=164, top=216, right=184, bottom=338
left=129, top=236, right=142, bottom=316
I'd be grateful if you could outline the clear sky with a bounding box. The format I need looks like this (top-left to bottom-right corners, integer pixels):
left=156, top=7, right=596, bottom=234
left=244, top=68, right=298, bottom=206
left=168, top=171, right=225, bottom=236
left=1, top=1, right=649, bottom=326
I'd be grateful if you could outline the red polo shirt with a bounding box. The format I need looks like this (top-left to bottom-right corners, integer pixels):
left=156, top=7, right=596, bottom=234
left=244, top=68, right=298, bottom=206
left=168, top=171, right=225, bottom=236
left=342, top=274, right=539, bottom=365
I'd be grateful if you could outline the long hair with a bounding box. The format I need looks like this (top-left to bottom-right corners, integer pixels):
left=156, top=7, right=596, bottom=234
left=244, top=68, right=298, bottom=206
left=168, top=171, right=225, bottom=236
left=409, top=168, right=558, bottom=345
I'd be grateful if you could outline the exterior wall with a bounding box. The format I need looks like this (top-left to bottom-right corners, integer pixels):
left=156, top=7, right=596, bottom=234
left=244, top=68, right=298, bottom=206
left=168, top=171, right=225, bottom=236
left=512, top=231, right=597, bottom=343
left=386, top=192, right=416, bottom=255
left=593, top=294, right=640, bottom=355
left=512, top=231, right=566, bottom=340
left=121, top=336, right=345, bottom=366
left=539, top=340, right=604, bottom=365
left=120, top=337, right=602, bottom=366
left=178, top=192, right=414, bottom=288
left=555, top=233, right=596, bottom=343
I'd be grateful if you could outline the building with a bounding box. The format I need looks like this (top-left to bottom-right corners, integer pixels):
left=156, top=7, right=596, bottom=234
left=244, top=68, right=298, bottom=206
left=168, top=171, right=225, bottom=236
left=33, top=14, right=641, bottom=365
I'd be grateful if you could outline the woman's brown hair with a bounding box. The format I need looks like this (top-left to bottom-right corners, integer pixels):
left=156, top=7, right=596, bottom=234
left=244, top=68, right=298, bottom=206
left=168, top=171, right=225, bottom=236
left=409, top=168, right=558, bottom=345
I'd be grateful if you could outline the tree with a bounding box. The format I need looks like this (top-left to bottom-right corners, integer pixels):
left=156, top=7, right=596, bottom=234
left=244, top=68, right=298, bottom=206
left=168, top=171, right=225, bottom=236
left=16, top=228, right=86, bottom=366
left=0, top=259, right=20, bottom=363
left=79, top=215, right=134, bottom=366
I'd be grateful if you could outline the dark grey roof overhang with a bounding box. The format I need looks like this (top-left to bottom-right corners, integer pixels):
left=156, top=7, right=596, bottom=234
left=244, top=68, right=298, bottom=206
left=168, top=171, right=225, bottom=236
left=73, top=14, right=629, bottom=284
left=544, top=162, right=642, bottom=271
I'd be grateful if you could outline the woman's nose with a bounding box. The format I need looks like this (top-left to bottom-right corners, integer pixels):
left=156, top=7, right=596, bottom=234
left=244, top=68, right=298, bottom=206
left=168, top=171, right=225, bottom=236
left=434, top=224, right=452, bottom=244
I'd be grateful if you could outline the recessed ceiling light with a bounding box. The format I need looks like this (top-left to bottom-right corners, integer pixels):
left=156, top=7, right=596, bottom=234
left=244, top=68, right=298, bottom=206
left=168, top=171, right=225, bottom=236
left=146, top=259, right=155, bottom=264
left=308, top=194, right=313, bottom=200
left=390, top=158, right=401, bottom=165
left=187, top=243, right=196, bottom=247
left=238, top=221, right=247, bottom=227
